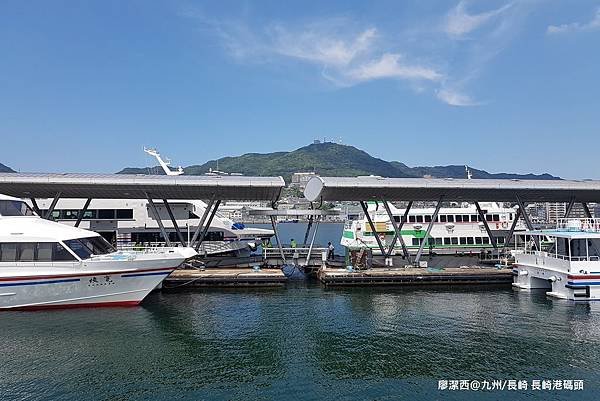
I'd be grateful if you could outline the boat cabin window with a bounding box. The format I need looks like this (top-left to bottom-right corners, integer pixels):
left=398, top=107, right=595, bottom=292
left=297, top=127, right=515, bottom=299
left=0, top=243, right=18, bottom=261
left=0, top=200, right=36, bottom=217
left=471, top=214, right=479, bottom=222
left=440, top=215, right=447, bottom=222
left=456, top=215, right=463, bottom=222
left=0, top=242, right=76, bottom=262
left=63, top=236, right=115, bottom=259
left=447, top=215, right=454, bottom=223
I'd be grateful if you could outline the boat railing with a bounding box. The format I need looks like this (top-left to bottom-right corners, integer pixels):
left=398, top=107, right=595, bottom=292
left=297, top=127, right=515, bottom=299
left=519, top=249, right=600, bottom=262
left=556, top=218, right=600, bottom=232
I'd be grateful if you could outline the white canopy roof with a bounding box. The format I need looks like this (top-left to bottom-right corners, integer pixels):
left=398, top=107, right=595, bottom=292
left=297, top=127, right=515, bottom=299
left=304, top=176, right=600, bottom=203
left=0, top=173, right=285, bottom=202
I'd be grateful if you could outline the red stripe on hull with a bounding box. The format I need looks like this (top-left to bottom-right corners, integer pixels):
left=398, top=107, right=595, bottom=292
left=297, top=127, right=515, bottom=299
left=0, top=267, right=176, bottom=282
left=567, top=275, right=600, bottom=280
left=8, top=300, right=141, bottom=311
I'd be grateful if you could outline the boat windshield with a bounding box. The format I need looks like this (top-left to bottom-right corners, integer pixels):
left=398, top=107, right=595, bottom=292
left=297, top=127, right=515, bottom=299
left=0, top=200, right=36, bottom=217
left=63, top=236, right=116, bottom=259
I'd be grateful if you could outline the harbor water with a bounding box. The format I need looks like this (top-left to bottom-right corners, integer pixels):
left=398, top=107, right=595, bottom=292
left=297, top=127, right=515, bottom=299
left=1, top=223, right=599, bottom=400
left=2, top=286, right=599, bottom=400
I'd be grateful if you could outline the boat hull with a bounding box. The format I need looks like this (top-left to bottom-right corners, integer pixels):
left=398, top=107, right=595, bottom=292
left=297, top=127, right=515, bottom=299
left=512, top=265, right=600, bottom=301
left=0, top=267, right=175, bottom=310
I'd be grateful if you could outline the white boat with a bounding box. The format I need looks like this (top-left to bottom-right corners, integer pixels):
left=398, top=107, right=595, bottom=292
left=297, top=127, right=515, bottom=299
left=0, top=194, right=196, bottom=310
left=341, top=201, right=523, bottom=255
left=512, top=218, right=600, bottom=301
left=31, top=198, right=273, bottom=255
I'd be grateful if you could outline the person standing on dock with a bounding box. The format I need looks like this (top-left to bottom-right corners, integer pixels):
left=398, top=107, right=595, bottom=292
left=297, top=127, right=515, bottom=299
left=327, top=242, right=335, bottom=260
left=290, top=238, right=297, bottom=248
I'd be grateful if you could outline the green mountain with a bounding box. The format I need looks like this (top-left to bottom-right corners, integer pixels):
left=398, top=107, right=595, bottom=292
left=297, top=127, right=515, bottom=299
left=118, top=142, right=559, bottom=181
left=0, top=162, right=15, bottom=173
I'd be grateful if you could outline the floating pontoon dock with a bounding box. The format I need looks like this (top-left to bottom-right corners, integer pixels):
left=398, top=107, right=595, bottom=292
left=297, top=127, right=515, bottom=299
left=318, top=267, right=513, bottom=287
left=164, top=268, right=287, bottom=288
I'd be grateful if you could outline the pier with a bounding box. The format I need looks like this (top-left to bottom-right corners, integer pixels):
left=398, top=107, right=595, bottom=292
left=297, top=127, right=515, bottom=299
left=3, top=172, right=600, bottom=290
left=318, top=266, right=513, bottom=287
left=164, top=267, right=286, bottom=288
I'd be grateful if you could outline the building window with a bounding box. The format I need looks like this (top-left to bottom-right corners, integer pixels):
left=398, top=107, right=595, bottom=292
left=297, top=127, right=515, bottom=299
left=98, top=209, right=115, bottom=219
left=116, top=209, right=134, bottom=219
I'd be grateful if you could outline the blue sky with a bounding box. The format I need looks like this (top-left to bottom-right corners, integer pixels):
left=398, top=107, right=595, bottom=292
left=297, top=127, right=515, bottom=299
left=1, top=0, right=599, bottom=178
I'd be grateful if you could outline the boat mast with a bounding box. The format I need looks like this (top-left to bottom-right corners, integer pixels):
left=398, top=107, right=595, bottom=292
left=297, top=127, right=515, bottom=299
left=143, top=147, right=184, bottom=176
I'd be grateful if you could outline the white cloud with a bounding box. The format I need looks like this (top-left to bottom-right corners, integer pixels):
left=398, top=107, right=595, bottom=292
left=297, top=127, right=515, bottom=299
left=436, top=88, right=479, bottom=106
left=346, top=53, right=442, bottom=82
left=180, top=4, right=532, bottom=107
left=445, top=1, right=513, bottom=38
left=547, top=8, right=600, bottom=34
left=270, top=26, right=377, bottom=67
left=190, top=17, right=445, bottom=89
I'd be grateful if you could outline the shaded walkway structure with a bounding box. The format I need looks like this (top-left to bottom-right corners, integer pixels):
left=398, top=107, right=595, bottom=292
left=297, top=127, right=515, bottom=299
left=305, top=176, right=600, bottom=266
left=0, top=172, right=285, bottom=250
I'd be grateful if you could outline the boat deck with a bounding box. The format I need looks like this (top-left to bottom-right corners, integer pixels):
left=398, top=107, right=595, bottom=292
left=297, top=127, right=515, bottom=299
left=318, top=267, right=514, bottom=287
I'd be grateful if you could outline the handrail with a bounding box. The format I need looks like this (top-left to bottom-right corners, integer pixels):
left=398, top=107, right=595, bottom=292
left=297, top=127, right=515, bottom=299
left=556, top=218, right=600, bottom=232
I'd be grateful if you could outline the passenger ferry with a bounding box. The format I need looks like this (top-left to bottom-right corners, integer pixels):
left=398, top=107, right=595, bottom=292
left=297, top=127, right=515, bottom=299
left=0, top=194, right=196, bottom=310
left=31, top=198, right=273, bottom=255
left=341, top=201, right=523, bottom=255
left=512, top=218, right=600, bottom=301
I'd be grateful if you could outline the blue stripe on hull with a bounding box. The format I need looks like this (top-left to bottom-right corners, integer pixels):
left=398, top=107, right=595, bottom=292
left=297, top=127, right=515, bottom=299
left=0, top=278, right=81, bottom=288
left=567, top=281, right=600, bottom=286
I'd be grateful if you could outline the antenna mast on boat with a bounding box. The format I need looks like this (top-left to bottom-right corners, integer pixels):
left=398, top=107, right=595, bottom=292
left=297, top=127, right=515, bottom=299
left=465, top=165, right=473, bottom=180
left=143, top=147, right=184, bottom=176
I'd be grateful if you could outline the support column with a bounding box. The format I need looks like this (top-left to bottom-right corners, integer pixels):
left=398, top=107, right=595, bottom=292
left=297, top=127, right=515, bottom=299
left=195, top=200, right=221, bottom=251
left=190, top=198, right=215, bottom=247
left=564, top=197, right=576, bottom=218
left=305, top=216, right=321, bottom=266
left=44, top=192, right=62, bottom=220
left=145, top=192, right=172, bottom=246
left=475, top=202, right=497, bottom=249
left=582, top=202, right=593, bottom=218
left=162, top=198, right=186, bottom=247
left=303, top=215, right=314, bottom=246
left=75, top=198, right=92, bottom=227
left=360, top=201, right=386, bottom=256
left=415, top=197, right=443, bottom=265
left=383, top=200, right=412, bottom=261
left=503, top=207, right=522, bottom=248
left=29, top=198, right=42, bottom=216
left=270, top=215, right=286, bottom=264
left=515, top=195, right=539, bottom=249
